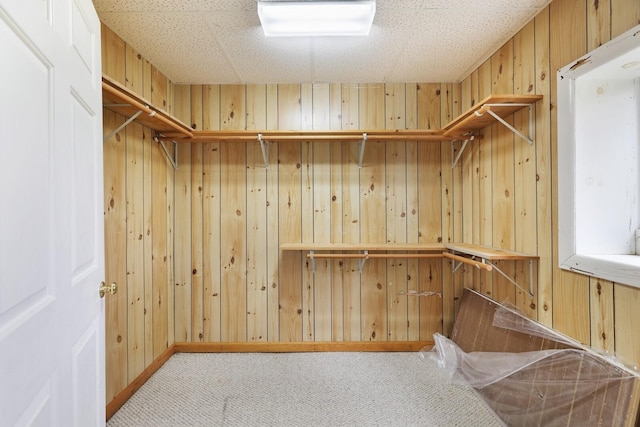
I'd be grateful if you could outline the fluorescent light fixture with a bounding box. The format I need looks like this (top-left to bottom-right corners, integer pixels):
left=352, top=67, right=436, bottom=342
left=258, top=0, right=376, bottom=37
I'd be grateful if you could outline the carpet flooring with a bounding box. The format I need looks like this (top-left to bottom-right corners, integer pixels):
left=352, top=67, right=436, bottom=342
left=107, top=352, right=502, bottom=426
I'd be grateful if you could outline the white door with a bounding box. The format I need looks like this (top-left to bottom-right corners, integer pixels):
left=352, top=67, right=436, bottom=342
left=0, top=0, right=105, bottom=425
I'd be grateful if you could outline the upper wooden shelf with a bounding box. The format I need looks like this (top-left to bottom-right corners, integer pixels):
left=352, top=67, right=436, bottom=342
left=101, top=80, right=542, bottom=169
left=101, top=80, right=542, bottom=144
left=102, top=75, right=193, bottom=138
left=442, top=94, right=543, bottom=137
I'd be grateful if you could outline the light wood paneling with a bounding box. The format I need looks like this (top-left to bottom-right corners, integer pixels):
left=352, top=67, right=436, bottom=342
left=550, top=0, right=591, bottom=345
left=534, top=7, right=553, bottom=327
left=220, top=85, right=247, bottom=342
left=102, top=1, right=640, bottom=408
left=191, top=85, right=204, bottom=342
left=417, top=83, right=444, bottom=341
left=359, top=85, right=386, bottom=341
left=102, top=25, right=175, bottom=404
left=174, top=85, right=192, bottom=342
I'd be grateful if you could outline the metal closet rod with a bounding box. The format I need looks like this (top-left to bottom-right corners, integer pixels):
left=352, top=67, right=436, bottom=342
left=159, top=130, right=461, bottom=142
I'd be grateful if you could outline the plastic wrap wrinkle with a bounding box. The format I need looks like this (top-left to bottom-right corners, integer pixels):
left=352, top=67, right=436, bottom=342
left=492, top=305, right=632, bottom=370
left=425, top=334, right=571, bottom=389
left=492, top=306, right=578, bottom=346
left=423, top=333, right=639, bottom=427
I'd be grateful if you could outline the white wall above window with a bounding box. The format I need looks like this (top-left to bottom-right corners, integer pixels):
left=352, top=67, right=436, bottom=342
left=558, top=24, right=640, bottom=288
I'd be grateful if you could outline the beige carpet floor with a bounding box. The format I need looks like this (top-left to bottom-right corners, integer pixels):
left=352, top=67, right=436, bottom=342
left=107, top=351, right=502, bottom=426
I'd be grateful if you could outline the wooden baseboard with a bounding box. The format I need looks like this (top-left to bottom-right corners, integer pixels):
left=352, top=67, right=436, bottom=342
left=174, top=341, right=434, bottom=353
left=106, top=344, right=176, bottom=421
left=106, top=340, right=434, bottom=420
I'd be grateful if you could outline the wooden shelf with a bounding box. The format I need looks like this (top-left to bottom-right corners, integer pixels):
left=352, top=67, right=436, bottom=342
left=442, top=94, right=543, bottom=137
left=282, top=242, right=539, bottom=297
left=101, top=80, right=542, bottom=170
left=102, top=75, right=193, bottom=139
left=445, top=243, right=539, bottom=260
left=163, top=129, right=453, bottom=143
left=280, top=243, right=445, bottom=252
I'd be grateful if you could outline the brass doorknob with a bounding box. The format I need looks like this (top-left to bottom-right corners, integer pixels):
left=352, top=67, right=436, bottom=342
left=99, top=281, right=118, bottom=298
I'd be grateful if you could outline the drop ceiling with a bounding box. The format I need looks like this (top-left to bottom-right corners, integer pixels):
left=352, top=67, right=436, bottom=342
left=93, top=0, right=551, bottom=84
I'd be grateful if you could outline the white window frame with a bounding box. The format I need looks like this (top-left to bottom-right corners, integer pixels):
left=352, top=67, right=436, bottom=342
left=557, top=24, right=640, bottom=288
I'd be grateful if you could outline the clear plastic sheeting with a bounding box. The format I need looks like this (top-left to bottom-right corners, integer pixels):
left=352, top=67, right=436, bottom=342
left=422, top=334, right=640, bottom=426
left=491, top=306, right=578, bottom=347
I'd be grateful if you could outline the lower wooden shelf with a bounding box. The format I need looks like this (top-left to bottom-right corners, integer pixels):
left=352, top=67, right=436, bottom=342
left=280, top=242, right=539, bottom=297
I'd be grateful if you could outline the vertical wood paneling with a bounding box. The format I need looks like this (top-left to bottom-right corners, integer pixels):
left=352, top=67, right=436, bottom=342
left=102, top=24, right=127, bottom=403
left=440, top=84, right=457, bottom=336
left=151, top=127, right=168, bottom=358
left=102, top=0, right=640, bottom=406
left=103, top=109, right=127, bottom=402
left=191, top=86, right=204, bottom=342
left=611, top=0, right=640, bottom=38
left=534, top=7, right=553, bottom=327
left=359, top=86, right=386, bottom=341
left=220, top=85, right=247, bottom=342
left=329, top=83, right=344, bottom=341
left=417, top=83, right=443, bottom=341
left=614, top=284, right=640, bottom=367
left=491, top=41, right=516, bottom=306
left=123, top=43, right=145, bottom=382
left=590, top=279, right=615, bottom=353
left=588, top=0, right=611, bottom=50
left=385, top=83, right=408, bottom=341
left=173, top=85, right=192, bottom=342
left=266, top=84, right=280, bottom=341
left=341, top=84, right=361, bottom=340
left=477, top=59, right=494, bottom=299
left=405, top=83, right=420, bottom=341
left=246, top=84, right=268, bottom=342
left=125, top=121, right=145, bottom=381
left=312, top=84, right=333, bottom=341
left=513, top=21, right=538, bottom=318
left=301, top=85, right=315, bottom=342
left=166, top=141, right=176, bottom=347
left=101, top=25, right=125, bottom=84
left=202, top=84, right=221, bottom=342
left=550, top=0, right=591, bottom=345
left=278, top=84, right=303, bottom=341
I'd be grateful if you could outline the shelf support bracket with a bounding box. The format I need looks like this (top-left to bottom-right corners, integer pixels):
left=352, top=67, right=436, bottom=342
left=258, top=133, right=269, bottom=169
left=484, top=259, right=534, bottom=299
left=359, top=250, right=369, bottom=273
left=484, top=103, right=534, bottom=145
left=103, top=110, right=142, bottom=143
left=358, top=133, right=367, bottom=168
left=451, top=135, right=474, bottom=168
left=155, top=135, right=178, bottom=170
left=309, top=250, right=316, bottom=273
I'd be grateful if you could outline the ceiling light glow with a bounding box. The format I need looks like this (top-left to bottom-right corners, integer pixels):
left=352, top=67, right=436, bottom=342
left=258, top=0, right=376, bottom=37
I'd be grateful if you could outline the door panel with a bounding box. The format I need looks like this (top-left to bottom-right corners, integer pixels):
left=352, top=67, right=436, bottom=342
left=0, top=0, right=104, bottom=425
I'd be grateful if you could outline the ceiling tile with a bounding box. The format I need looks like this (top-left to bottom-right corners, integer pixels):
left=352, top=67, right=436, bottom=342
left=99, top=12, right=241, bottom=83
left=95, top=0, right=552, bottom=84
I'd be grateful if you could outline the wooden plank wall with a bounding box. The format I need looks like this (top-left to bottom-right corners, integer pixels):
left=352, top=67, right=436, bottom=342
left=101, top=0, right=640, bottom=405
left=102, top=24, right=175, bottom=403
left=456, top=0, right=640, bottom=370
left=171, top=83, right=454, bottom=344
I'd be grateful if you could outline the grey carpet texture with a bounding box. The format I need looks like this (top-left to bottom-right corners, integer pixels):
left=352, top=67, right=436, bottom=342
left=107, top=352, right=502, bottom=427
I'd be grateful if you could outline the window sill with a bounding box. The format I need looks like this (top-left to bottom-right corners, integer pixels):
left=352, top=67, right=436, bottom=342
left=560, top=254, right=640, bottom=288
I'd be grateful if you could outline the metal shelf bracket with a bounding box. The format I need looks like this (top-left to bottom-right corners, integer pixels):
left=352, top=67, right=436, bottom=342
left=358, top=133, right=367, bottom=168
left=451, top=135, right=474, bottom=168
left=103, top=110, right=142, bottom=143
left=484, top=103, right=534, bottom=145
left=258, top=133, right=269, bottom=169
left=155, top=134, right=178, bottom=170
